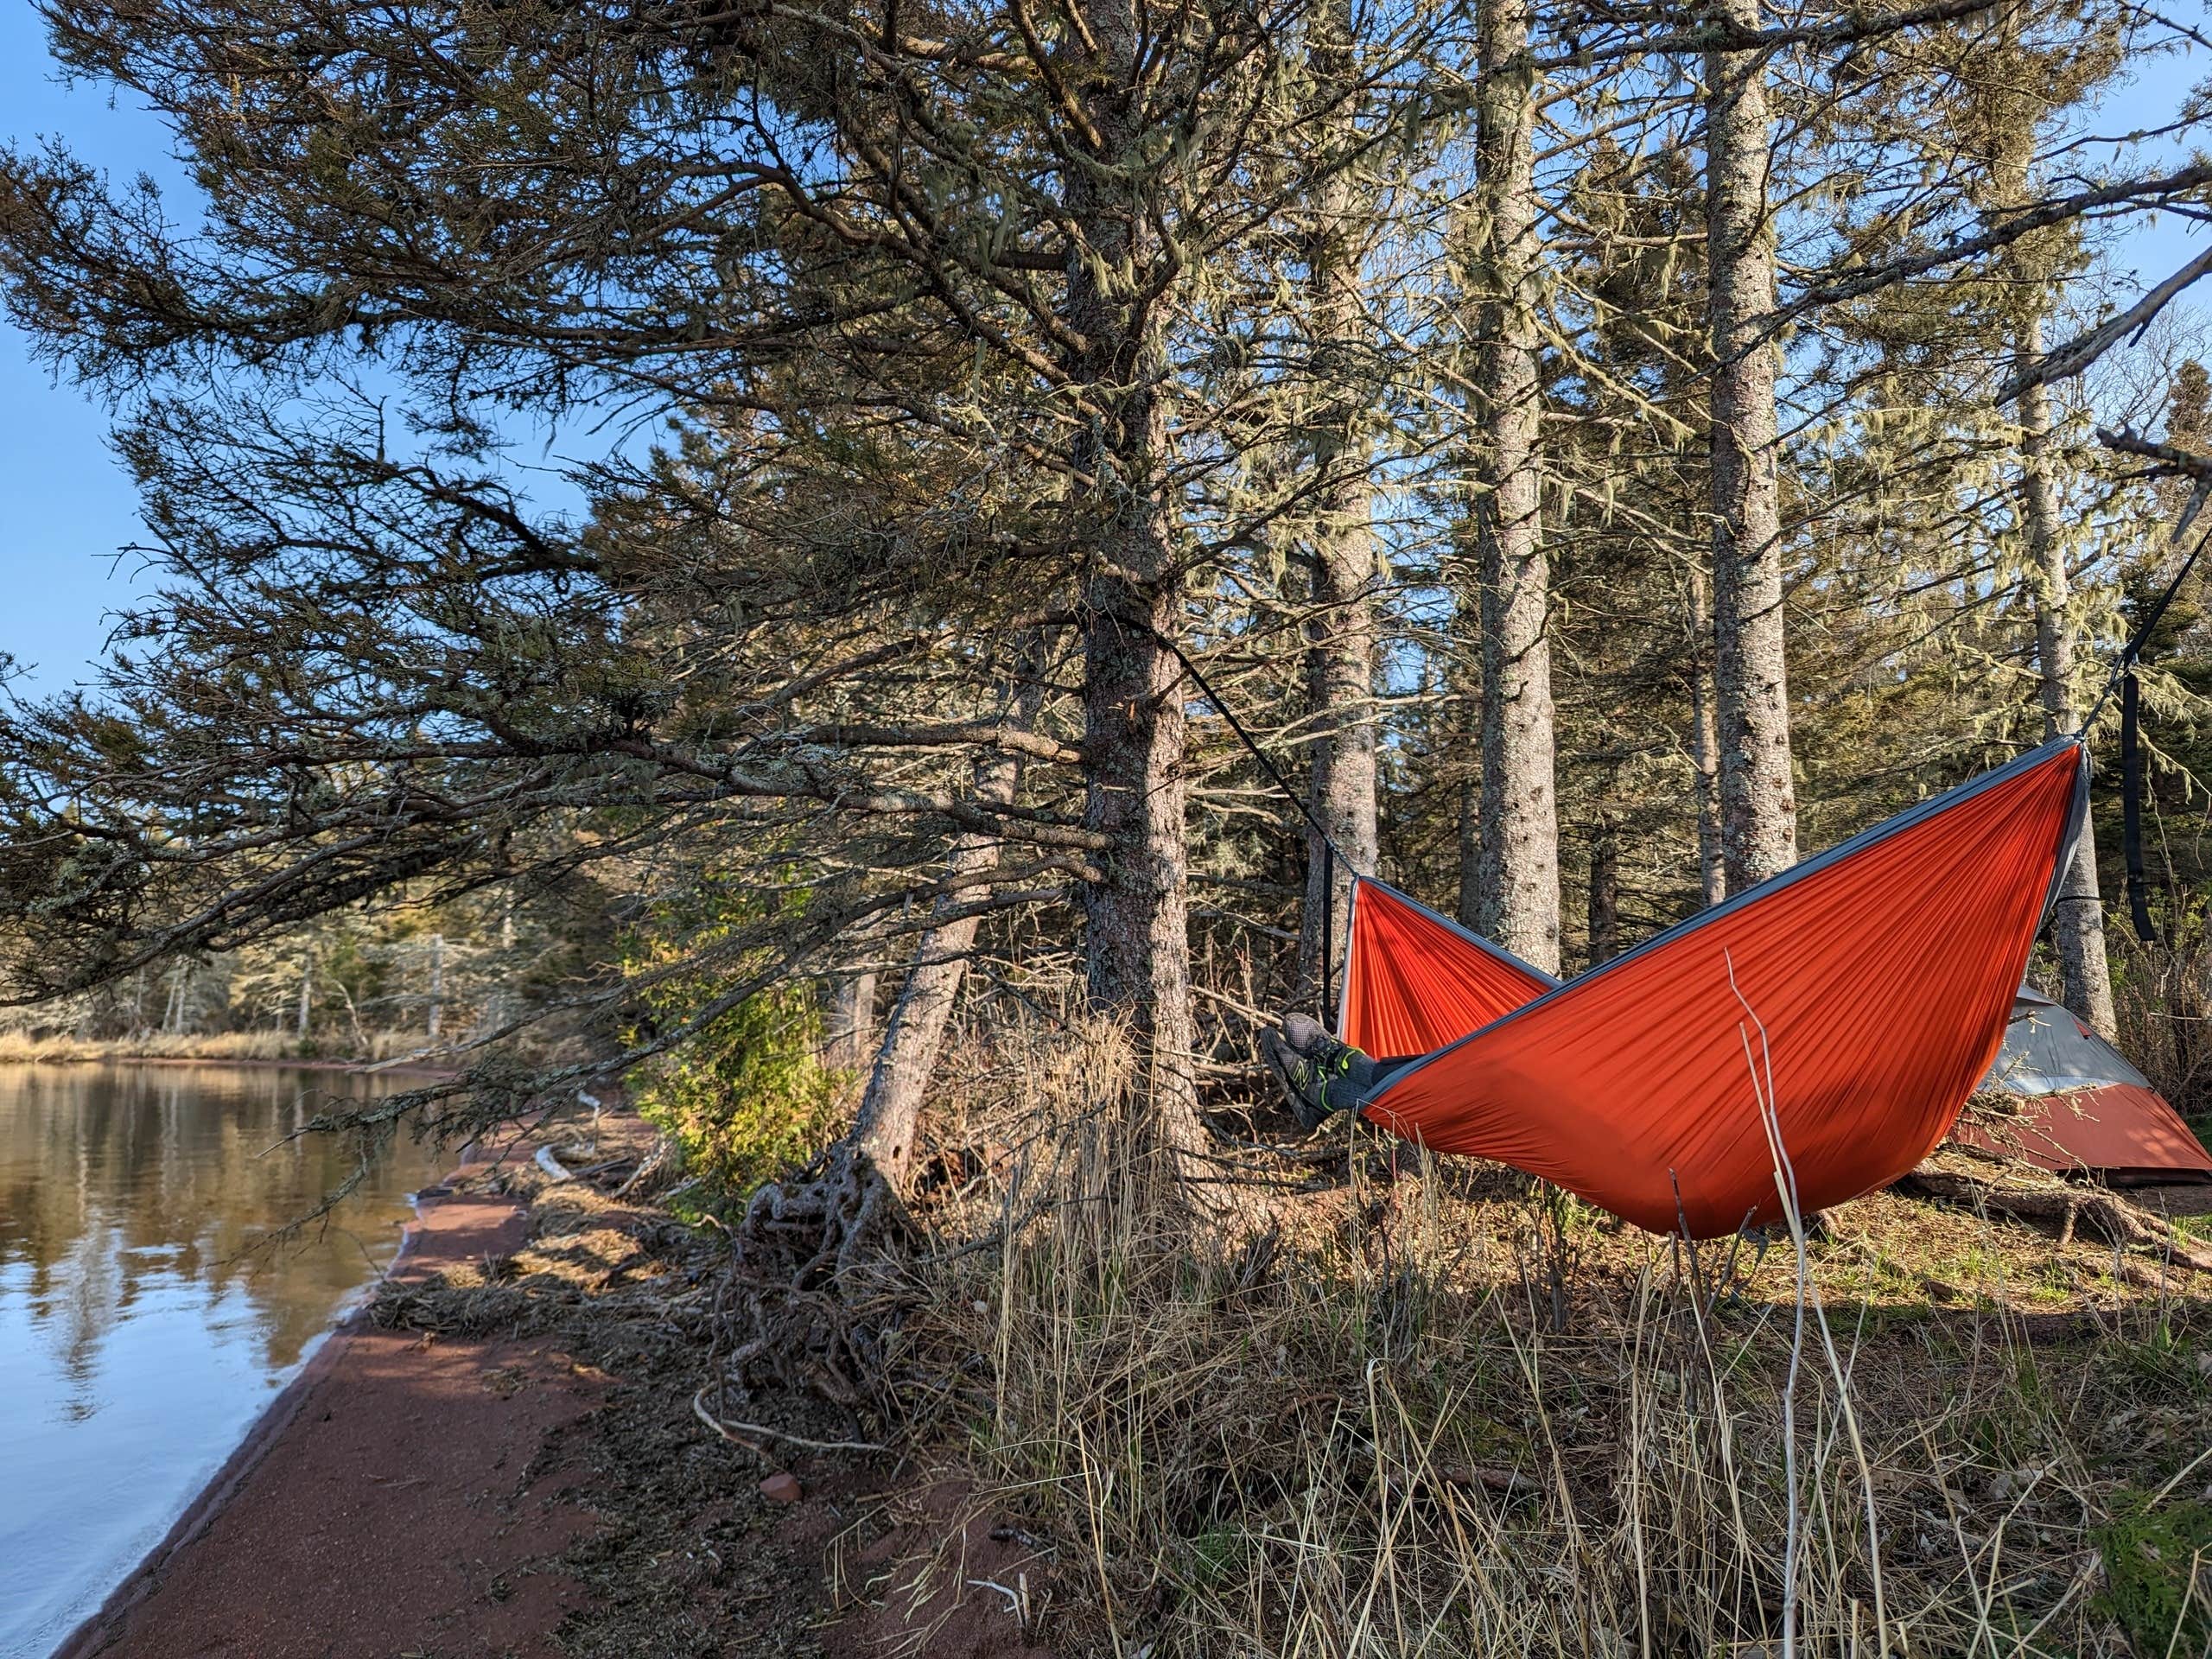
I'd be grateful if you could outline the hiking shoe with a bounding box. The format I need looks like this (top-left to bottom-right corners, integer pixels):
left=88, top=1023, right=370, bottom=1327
left=1261, top=1020, right=1370, bottom=1132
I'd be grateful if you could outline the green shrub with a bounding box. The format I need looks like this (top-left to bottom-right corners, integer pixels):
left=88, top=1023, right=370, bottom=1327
left=630, top=985, right=843, bottom=1194
left=2094, top=1489, right=2212, bottom=1657
left=624, top=874, right=847, bottom=1195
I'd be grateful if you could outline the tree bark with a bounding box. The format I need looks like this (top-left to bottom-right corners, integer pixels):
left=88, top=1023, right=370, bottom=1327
left=1453, top=598, right=1484, bottom=929
left=1469, top=0, right=1561, bottom=973
left=1295, top=0, right=1381, bottom=1013
left=1457, top=766, right=1483, bottom=932
left=853, top=654, right=1051, bottom=1192
left=1686, top=565, right=1728, bottom=907
left=2018, top=315, right=2118, bottom=1036
left=1586, top=800, right=1620, bottom=969
left=1081, top=566, right=1197, bottom=1137
left=1705, top=0, right=1798, bottom=893
left=821, top=969, right=878, bottom=1071
left=1067, top=0, right=1201, bottom=1147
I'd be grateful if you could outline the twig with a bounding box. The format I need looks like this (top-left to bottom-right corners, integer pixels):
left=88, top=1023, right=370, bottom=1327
left=1728, top=952, right=1891, bottom=1658
left=691, top=1387, right=889, bottom=1453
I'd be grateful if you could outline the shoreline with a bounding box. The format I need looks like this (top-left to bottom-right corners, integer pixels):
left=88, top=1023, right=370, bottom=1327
left=46, top=1181, right=454, bottom=1659
left=36, top=1106, right=919, bottom=1659
left=48, top=1146, right=594, bottom=1659
left=0, top=1050, right=455, bottom=1077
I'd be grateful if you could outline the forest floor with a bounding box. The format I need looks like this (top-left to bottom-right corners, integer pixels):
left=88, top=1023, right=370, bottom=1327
left=57, top=1082, right=2212, bottom=1657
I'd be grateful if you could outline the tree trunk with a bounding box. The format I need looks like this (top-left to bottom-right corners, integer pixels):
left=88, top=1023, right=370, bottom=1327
left=822, top=969, right=878, bottom=1072
left=1705, top=0, right=1798, bottom=893
left=296, top=956, right=311, bottom=1039
left=1587, top=800, right=1620, bottom=969
left=1454, top=606, right=1484, bottom=929
left=1067, top=2, right=1201, bottom=1147
left=854, top=654, right=1051, bottom=1192
left=1294, top=0, right=1381, bottom=1013
left=1081, top=563, right=1198, bottom=1138
left=1469, top=0, right=1561, bottom=973
left=1457, top=768, right=1483, bottom=931
left=2018, top=315, right=2118, bottom=1036
left=1297, top=545, right=1378, bottom=1012
left=1687, top=565, right=1728, bottom=907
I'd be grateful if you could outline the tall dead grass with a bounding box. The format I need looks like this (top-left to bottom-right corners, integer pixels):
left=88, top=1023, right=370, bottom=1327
left=899, top=1021, right=2212, bottom=1657
left=2116, top=925, right=2212, bottom=1122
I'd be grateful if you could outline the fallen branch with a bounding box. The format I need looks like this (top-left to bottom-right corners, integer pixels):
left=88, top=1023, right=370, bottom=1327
left=1896, top=1170, right=2212, bottom=1271
left=691, top=1387, right=891, bottom=1454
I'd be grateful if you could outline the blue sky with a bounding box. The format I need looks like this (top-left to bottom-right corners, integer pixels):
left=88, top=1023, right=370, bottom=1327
left=0, top=10, right=2206, bottom=698
left=0, top=6, right=591, bottom=698
left=0, top=3, right=180, bottom=698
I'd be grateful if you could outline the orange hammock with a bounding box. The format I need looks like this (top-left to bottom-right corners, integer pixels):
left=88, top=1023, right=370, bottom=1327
left=1339, top=740, right=2088, bottom=1236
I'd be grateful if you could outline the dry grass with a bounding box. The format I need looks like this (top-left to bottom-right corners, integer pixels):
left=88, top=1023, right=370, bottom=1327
left=0, top=1027, right=431, bottom=1066
left=874, top=1020, right=2212, bottom=1658
left=2116, top=927, right=2212, bottom=1122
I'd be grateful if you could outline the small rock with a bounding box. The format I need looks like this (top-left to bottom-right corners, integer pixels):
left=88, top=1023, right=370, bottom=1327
left=2195, top=1350, right=2212, bottom=1376
left=759, top=1471, right=803, bottom=1504
left=1986, top=1471, right=2015, bottom=1503
left=971, top=1300, right=989, bottom=1315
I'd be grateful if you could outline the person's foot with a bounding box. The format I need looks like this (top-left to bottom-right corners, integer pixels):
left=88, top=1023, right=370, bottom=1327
left=1261, top=1019, right=1368, bottom=1132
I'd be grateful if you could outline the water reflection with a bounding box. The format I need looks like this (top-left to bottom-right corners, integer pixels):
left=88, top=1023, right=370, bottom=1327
left=0, top=1065, right=446, bottom=1658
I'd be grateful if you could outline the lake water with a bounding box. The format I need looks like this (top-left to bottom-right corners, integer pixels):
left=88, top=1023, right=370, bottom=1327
left=0, top=1065, right=448, bottom=1658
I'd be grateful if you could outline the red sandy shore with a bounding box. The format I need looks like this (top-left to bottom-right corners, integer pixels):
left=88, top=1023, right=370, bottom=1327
left=54, top=1168, right=605, bottom=1659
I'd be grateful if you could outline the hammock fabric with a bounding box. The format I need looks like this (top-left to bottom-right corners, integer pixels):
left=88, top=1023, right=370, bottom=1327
left=1340, top=740, right=2089, bottom=1236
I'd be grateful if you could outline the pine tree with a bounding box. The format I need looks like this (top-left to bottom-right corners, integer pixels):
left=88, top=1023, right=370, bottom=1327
left=1467, top=0, right=1560, bottom=970
left=1703, top=0, right=1798, bottom=892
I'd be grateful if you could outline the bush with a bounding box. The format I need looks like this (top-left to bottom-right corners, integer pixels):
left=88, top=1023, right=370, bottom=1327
left=2094, top=1488, right=2212, bottom=1658
left=630, top=985, right=844, bottom=1195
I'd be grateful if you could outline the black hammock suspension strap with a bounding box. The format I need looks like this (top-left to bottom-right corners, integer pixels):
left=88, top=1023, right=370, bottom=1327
left=1138, top=620, right=1355, bottom=1025
left=2121, top=669, right=2156, bottom=940
left=2086, top=474, right=2212, bottom=943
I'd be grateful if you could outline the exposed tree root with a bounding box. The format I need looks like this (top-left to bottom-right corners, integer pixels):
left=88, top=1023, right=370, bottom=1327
left=709, top=1138, right=917, bottom=1425
left=1897, top=1169, right=2212, bottom=1271
left=690, top=1388, right=890, bottom=1454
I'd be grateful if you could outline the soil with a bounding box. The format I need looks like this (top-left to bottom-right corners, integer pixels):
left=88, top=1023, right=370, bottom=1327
left=823, top=1484, right=1058, bottom=1659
